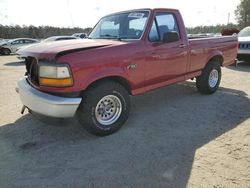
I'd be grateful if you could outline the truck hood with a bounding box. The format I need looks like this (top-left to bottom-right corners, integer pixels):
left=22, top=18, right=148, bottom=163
left=238, top=36, right=250, bottom=42
left=17, top=39, right=126, bottom=59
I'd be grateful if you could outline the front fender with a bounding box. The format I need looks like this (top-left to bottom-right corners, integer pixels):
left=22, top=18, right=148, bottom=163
left=0, top=46, right=11, bottom=51
left=79, top=67, right=130, bottom=91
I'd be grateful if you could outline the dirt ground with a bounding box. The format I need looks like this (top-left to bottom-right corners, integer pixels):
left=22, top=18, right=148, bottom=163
left=0, top=55, right=250, bottom=188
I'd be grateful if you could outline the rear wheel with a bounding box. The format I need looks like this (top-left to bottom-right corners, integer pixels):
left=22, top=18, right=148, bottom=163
left=196, top=61, right=221, bottom=94
left=77, top=81, right=130, bottom=136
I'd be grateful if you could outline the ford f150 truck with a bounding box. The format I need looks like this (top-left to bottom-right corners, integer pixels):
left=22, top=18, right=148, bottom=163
left=16, top=8, right=238, bottom=136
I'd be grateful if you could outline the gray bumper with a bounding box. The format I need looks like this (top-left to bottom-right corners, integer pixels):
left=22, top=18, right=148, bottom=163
left=17, top=78, right=82, bottom=118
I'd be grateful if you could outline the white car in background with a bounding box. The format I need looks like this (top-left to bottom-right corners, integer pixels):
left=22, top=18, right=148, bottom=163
left=0, top=38, right=39, bottom=55
left=43, top=35, right=78, bottom=42
left=237, top=26, right=250, bottom=62
left=0, top=38, right=6, bottom=43
left=72, top=33, right=87, bottom=39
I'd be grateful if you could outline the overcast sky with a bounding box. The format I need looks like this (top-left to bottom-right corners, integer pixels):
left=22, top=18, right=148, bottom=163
left=0, top=0, right=240, bottom=28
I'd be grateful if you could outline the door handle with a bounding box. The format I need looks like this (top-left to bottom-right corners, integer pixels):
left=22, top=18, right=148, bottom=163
left=151, top=52, right=161, bottom=59
left=152, top=55, right=161, bottom=59
left=178, top=44, right=187, bottom=48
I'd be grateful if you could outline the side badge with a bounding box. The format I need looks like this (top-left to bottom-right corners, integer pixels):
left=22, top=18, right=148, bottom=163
left=127, top=64, right=137, bottom=70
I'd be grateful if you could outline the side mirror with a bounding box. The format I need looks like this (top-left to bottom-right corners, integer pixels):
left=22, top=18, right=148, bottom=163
left=163, top=32, right=179, bottom=43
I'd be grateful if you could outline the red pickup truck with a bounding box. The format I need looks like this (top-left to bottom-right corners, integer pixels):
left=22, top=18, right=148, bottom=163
left=17, top=8, right=238, bottom=136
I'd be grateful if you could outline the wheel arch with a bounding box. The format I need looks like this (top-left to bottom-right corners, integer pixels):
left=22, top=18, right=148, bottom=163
left=83, top=76, right=132, bottom=95
left=206, top=51, right=224, bottom=67
left=1, top=47, right=11, bottom=54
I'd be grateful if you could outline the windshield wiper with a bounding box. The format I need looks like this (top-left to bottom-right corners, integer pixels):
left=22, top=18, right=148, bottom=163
left=98, top=34, right=127, bottom=41
left=99, top=34, right=118, bottom=38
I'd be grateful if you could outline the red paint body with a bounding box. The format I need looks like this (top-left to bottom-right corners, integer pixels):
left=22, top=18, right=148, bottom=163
left=18, top=8, right=238, bottom=95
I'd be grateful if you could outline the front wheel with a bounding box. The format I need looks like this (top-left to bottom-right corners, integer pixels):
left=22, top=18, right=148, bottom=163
left=1, top=48, right=11, bottom=55
left=196, top=61, right=221, bottom=94
left=77, top=81, right=130, bottom=136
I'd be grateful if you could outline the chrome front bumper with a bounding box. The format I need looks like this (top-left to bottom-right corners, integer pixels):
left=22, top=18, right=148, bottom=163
left=17, top=78, right=82, bottom=118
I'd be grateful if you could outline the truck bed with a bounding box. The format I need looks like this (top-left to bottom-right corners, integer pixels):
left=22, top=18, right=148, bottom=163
left=188, top=36, right=238, bottom=73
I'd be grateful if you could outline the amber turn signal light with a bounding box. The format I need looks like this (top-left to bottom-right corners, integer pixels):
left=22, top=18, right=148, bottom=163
left=39, top=77, right=73, bottom=87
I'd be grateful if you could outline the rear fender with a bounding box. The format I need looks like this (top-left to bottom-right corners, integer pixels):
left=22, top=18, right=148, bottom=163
left=205, top=50, right=224, bottom=66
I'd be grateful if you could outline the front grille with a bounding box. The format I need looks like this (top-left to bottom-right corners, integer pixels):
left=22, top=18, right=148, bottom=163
left=25, top=57, right=39, bottom=85
left=239, top=43, right=250, bottom=49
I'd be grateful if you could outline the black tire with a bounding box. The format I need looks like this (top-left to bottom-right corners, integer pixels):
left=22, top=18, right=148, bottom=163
left=196, top=61, right=221, bottom=94
left=1, top=48, right=11, bottom=55
left=77, top=81, right=130, bottom=136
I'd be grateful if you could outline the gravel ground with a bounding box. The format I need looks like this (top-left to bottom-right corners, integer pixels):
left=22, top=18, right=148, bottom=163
left=0, top=55, right=250, bottom=188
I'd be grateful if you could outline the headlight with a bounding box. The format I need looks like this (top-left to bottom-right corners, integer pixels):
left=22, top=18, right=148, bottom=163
left=39, top=64, right=73, bottom=87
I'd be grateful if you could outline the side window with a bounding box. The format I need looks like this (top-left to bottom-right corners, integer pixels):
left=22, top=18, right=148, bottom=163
left=25, top=40, right=34, bottom=44
left=149, top=20, right=160, bottom=42
left=149, top=12, right=180, bottom=42
left=11, top=40, right=20, bottom=45
left=156, top=13, right=179, bottom=41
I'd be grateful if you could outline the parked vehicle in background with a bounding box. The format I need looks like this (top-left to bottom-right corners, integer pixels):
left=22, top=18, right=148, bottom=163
left=43, top=36, right=78, bottom=42
left=0, top=38, right=39, bottom=55
left=237, top=26, right=250, bottom=62
left=17, top=8, right=238, bottom=136
left=0, top=38, right=6, bottom=43
left=72, top=33, right=87, bottom=38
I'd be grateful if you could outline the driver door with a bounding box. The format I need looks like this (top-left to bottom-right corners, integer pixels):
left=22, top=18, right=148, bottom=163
left=144, top=12, right=188, bottom=89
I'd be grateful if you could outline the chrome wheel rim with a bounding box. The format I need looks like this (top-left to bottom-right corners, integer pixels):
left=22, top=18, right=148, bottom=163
left=95, top=95, right=122, bottom=126
left=208, top=69, right=219, bottom=88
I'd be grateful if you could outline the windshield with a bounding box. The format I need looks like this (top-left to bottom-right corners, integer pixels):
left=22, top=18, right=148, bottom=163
left=238, top=27, right=250, bottom=37
left=89, top=11, right=149, bottom=40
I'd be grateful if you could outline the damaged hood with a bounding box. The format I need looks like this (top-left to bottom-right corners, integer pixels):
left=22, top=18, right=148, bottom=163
left=17, top=39, right=126, bottom=59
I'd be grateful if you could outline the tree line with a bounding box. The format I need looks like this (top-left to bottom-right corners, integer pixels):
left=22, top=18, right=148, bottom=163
left=0, top=25, right=92, bottom=39
left=0, top=23, right=241, bottom=39
left=186, top=24, right=239, bottom=34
